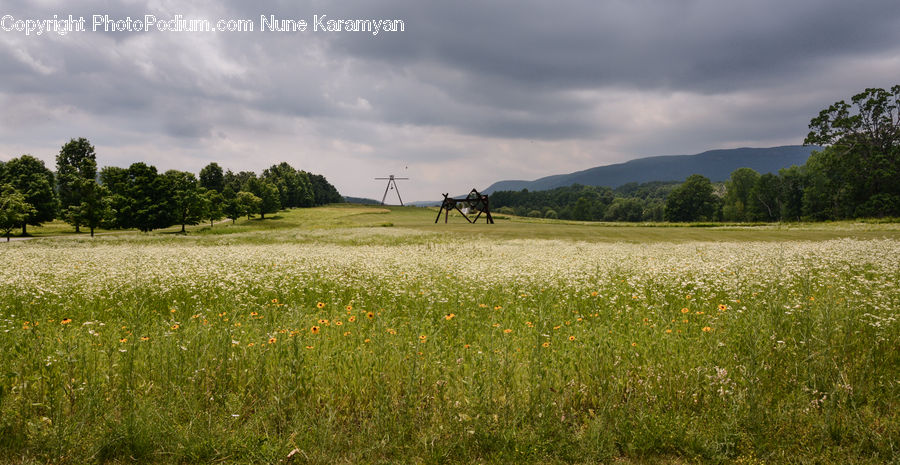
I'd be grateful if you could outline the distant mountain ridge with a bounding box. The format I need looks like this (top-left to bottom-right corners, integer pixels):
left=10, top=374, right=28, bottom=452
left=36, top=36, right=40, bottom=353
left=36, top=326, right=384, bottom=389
left=483, top=145, right=821, bottom=193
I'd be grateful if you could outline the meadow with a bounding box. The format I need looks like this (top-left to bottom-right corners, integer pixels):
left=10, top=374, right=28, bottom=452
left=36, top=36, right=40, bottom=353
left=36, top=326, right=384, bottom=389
left=1, top=205, right=898, bottom=464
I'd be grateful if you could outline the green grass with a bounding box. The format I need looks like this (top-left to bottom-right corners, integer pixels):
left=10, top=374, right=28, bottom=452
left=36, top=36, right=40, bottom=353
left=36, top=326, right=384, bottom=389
left=285, top=204, right=900, bottom=243
left=14, top=204, right=900, bottom=243
left=8, top=219, right=122, bottom=238
left=11, top=217, right=236, bottom=238
left=1, top=205, right=898, bottom=463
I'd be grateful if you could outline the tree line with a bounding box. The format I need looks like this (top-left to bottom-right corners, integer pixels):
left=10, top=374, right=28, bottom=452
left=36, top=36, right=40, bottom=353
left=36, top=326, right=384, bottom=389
left=0, top=138, right=343, bottom=239
left=491, top=182, right=677, bottom=221
left=493, top=85, right=900, bottom=223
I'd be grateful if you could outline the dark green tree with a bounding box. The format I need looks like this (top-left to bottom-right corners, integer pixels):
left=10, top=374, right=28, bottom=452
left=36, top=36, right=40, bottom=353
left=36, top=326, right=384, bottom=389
left=604, top=198, right=644, bottom=222
left=572, top=197, right=592, bottom=221
left=295, top=170, right=315, bottom=207
left=222, top=186, right=242, bottom=224
left=164, top=170, right=205, bottom=233
left=247, top=178, right=281, bottom=219
left=101, top=163, right=172, bottom=232
left=262, top=163, right=298, bottom=208
left=804, top=85, right=900, bottom=217
left=262, top=163, right=315, bottom=208
left=129, top=163, right=174, bottom=232
left=778, top=165, right=806, bottom=222
left=258, top=182, right=281, bottom=218
left=224, top=170, right=256, bottom=193
left=0, top=184, right=35, bottom=241
left=308, top=173, right=343, bottom=205
left=63, top=177, right=110, bottom=233
left=199, top=162, right=225, bottom=193
left=664, top=174, right=718, bottom=222
left=722, top=167, right=760, bottom=222
left=801, top=150, right=839, bottom=220
left=642, top=201, right=665, bottom=222
left=99, top=166, right=130, bottom=228
left=56, top=137, right=98, bottom=232
left=1, top=155, right=57, bottom=234
left=78, top=180, right=111, bottom=237
left=202, top=189, right=224, bottom=227
left=236, top=191, right=262, bottom=220
left=491, top=182, right=676, bottom=222
left=748, top=173, right=782, bottom=222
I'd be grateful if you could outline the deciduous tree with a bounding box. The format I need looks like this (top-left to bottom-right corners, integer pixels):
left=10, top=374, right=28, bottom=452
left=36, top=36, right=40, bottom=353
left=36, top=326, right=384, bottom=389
left=199, top=162, right=225, bottom=193
left=748, top=173, right=781, bottom=222
left=804, top=85, right=900, bottom=217
left=604, top=198, right=644, bottom=222
left=247, top=178, right=280, bottom=219
left=0, top=184, right=35, bottom=241
left=778, top=165, right=806, bottom=222
left=202, top=189, right=224, bottom=227
left=1, top=155, right=57, bottom=234
left=101, top=163, right=172, bottom=232
left=236, top=191, right=262, bottom=220
left=664, top=174, right=718, bottom=222
left=308, top=173, right=343, bottom=205
left=722, top=167, right=760, bottom=222
left=56, top=137, right=97, bottom=232
left=78, top=180, right=111, bottom=237
left=164, top=170, right=205, bottom=233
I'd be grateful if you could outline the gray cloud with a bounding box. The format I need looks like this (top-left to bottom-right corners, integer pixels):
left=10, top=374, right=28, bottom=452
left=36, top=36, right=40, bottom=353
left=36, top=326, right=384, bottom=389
left=1, top=0, right=899, bottom=200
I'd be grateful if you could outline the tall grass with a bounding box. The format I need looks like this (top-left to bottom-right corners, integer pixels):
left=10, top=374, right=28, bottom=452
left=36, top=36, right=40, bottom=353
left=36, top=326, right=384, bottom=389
left=0, top=210, right=898, bottom=463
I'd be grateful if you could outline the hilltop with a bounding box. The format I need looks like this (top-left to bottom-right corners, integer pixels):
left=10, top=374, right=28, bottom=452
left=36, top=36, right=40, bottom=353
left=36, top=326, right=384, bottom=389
left=484, top=145, right=821, bottom=193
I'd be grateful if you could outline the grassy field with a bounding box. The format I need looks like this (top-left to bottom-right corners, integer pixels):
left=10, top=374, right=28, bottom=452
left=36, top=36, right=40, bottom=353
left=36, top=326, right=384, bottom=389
left=1, top=205, right=898, bottom=463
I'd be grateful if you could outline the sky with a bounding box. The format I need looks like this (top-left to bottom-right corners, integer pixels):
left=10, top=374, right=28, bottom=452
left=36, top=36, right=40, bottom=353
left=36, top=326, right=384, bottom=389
left=1, top=1, right=899, bottom=202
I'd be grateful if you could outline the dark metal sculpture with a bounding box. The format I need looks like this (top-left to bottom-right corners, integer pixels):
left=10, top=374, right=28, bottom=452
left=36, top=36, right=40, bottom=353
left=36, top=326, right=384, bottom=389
left=375, top=175, right=408, bottom=206
left=435, top=189, right=494, bottom=224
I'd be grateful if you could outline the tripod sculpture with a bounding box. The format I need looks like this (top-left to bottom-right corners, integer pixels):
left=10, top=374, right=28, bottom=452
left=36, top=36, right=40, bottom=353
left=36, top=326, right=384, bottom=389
left=375, top=175, right=408, bottom=206
left=435, top=189, right=494, bottom=224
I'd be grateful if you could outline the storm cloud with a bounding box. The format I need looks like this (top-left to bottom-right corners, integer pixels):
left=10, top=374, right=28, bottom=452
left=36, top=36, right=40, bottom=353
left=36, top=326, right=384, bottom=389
left=1, top=0, right=899, bottom=201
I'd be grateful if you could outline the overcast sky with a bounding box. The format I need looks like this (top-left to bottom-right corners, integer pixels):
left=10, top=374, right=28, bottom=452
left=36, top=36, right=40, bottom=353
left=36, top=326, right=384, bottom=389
left=1, top=1, right=899, bottom=201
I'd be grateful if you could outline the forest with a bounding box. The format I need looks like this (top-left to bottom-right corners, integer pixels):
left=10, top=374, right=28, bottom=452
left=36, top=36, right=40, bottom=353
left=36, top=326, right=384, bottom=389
left=0, top=138, right=343, bottom=239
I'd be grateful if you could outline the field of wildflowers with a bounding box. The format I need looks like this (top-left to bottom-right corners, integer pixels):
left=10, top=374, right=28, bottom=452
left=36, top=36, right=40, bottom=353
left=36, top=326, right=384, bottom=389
left=1, top=209, right=898, bottom=463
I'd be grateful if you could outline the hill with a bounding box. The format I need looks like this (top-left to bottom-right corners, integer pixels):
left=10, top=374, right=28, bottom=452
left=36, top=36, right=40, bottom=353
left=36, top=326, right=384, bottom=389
left=343, top=196, right=382, bottom=205
left=484, top=145, right=821, bottom=193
